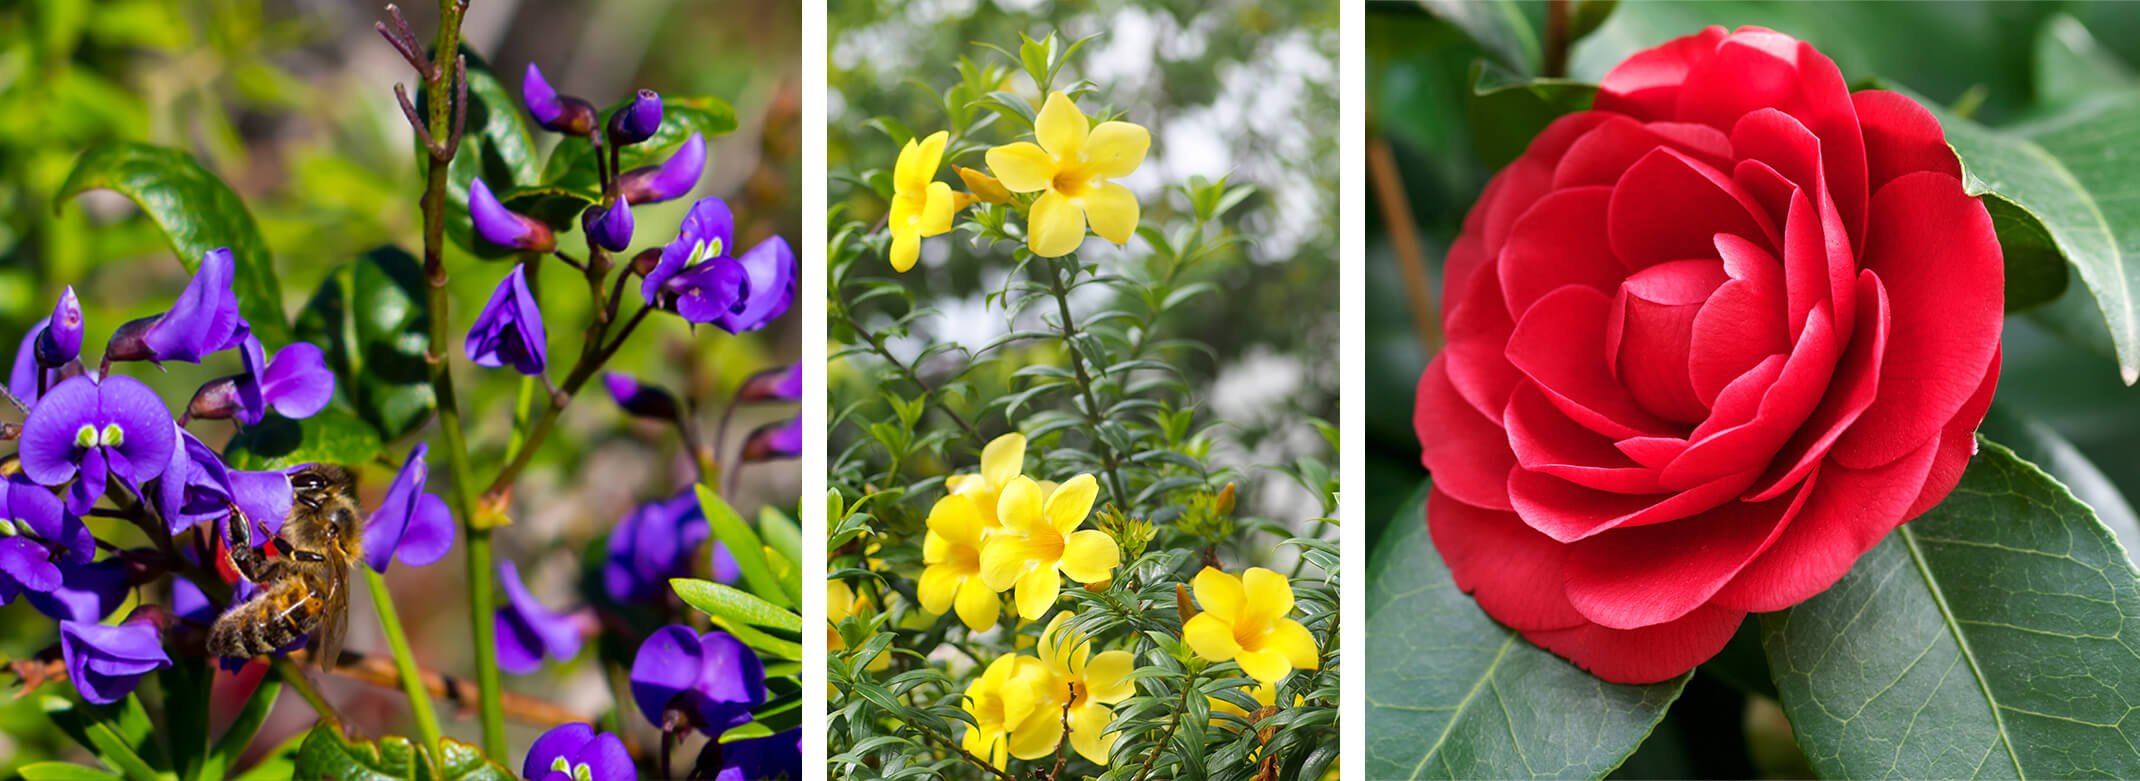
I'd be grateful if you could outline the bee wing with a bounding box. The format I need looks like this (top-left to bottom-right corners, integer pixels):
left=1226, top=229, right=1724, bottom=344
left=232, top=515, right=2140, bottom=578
left=314, top=547, right=351, bottom=671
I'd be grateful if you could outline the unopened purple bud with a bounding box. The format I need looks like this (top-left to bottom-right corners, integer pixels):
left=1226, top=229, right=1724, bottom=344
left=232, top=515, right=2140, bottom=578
left=469, top=178, right=556, bottom=252
left=35, top=287, right=82, bottom=368
left=602, top=373, right=679, bottom=420
left=618, top=133, right=704, bottom=206
left=582, top=199, right=634, bottom=253
left=741, top=417, right=801, bottom=462
left=524, top=64, right=599, bottom=137
left=103, top=316, right=159, bottom=364
left=737, top=364, right=801, bottom=403
left=630, top=248, right=663, bottom=278
left=186, top=376, right=244, bottom=421
left=608, top=90, right=663, bottom=145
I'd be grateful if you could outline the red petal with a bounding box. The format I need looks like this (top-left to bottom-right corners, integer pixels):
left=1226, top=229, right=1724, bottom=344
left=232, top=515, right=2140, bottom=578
left=1710, top=438, right=1939, bottom=612
left=1831, top=172, right=2003, bottom=468
left=1521, top=603, right=1745, bottom=684
left=1416, top=357, right=1516, bottom=511
left=1552, top=116, right=1731, bottom=189
left=1663, top=304, right=1838, bottom=489
left=1427, top=489, right=1586, bottom=632
left=1614, top=260, right=1729, bottom=423
left=1594, top=26, right=1730, bottom=121
left=1616, top=436, right=1688, bottom=469
left=1690, top=234, right=1790, bottom=406
left=1854, top=90, right=1962, bottom=193
left=1499, top=187, right=1627, bottom=317
left=1749, top=271, right=1888, bottom=501
left=1906, top=350, right=2000, bottom=519
left=1608, top=147, right=1781, bottom=269
left=1444, top=264, right=1522, bottom=423
left=1480, top=157, right=1553, bottom=260
left=1506, top=285, right=1679, bottom=440
left=1440, top=233, right=1488, bottom=317
left=1508, top=465, right=1758, bottom=543
left=1505, top=383, right=1661, bottom=494
left=1736, top=109, right=1860, bottom=339
left=1563, top=476, right=1812, bottom=628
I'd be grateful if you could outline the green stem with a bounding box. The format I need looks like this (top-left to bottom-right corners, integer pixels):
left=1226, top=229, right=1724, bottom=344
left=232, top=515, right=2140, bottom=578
left=1043, top=257, right=1134, bottom=507
left=364, top=568, right=444, bottom=756
left=270, top=657, right=336, bottom=723
left=483, top=303, right=653, bottom=497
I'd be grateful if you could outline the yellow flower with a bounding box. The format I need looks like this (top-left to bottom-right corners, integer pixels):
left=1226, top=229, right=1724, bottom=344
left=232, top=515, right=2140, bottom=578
left=956, top=165, right=1011, bottom=204
left=827, top=580, right=890, bottom=672
left=889, top=130, right=956, bottom=272
left=945, top=433, right=1051, bottom=530
left=1007, top=613, right=1137, bottom=764
left=1182, top=567, right=1320, bottom=684
left=979, top=475, right=1119, bottom=620
left=960, top=653, right=1054, bottom=767
left=984, top=92, right=1149, bottom=258
left=918, top=493, right=1001, bottom=633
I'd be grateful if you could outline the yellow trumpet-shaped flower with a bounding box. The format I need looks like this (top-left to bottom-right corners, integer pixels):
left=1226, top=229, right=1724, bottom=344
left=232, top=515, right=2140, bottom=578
left=1002, top=613, right=1137, bottom=764
left=985, top=92, right=1149, bottom=258
left=945, top=433, right=1054, bottom=530
left=960, top=653, right=1054, bottom=767
left=918, top=493, right=1001, bottom=633
left=889, top=130, right=956, bottom=272
left=979, top=475, right=1119, bottom=620
left=1182, top=567, right=1320, bottom=684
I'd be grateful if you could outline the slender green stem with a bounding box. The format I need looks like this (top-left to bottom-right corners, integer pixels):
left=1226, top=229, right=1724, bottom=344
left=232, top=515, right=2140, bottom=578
left=1043, top=258, right=1134, bottom=506
left=364, top=568, right=444, bottom=755
left=270, top=657, right=337, bottom=723
left=483, top=302, right=655, bottom=497
left=1130, top=664, right=1200, bottom=781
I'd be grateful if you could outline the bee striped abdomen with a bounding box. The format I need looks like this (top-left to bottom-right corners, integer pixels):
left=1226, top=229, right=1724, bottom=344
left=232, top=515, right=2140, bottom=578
left=208, top=579, right=325, bottom=658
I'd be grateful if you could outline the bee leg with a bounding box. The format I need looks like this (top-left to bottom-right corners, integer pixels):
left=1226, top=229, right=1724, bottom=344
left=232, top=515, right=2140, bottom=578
left=223, top=505, right=287, bottom=584
left=288, top=550, right=328, bottom=563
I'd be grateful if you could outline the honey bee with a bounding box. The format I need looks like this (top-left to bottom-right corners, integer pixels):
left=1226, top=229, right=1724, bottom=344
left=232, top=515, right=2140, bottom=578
left=208, top=464, right=362, bottom=669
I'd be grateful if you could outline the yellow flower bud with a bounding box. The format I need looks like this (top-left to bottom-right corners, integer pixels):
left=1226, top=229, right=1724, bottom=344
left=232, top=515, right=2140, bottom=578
left=956, top=165, right=1012, bottom=204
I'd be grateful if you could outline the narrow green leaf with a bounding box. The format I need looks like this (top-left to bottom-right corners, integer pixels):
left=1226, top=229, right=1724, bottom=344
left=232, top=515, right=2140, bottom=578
left=1366, top=480, right=1686, bottom=779
left=56, top=141, right=290, bottom=344
left=17, top=764, right=122, bottom=781
left=758, top=505, right=803, bottom=606
left=1763, top=439, right=2140, bottom=778
left=196, top=679, right=282, bottom=781
left=672, top=577, right=803, bottom=633
left=1421, top=0, right=1541, bottom=74
left=291, top=246, right=436, bottom=440
left=696, top=485, right=793, bottom=609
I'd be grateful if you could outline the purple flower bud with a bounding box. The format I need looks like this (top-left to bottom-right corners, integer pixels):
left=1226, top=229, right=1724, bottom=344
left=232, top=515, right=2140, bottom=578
left=699, top=727, right=801, bottom=781
left=523, top=63, right=598, bottom=137
left=737, top=364, right=802, bottom=403
left=60, top=617, right=170, bottom=704
left=582, top=198, right=634, bottom=253
left=469, top=178, right=557, bottom=253
left=17, top=375, right=177, bottom=514
left=525, top=723, right=635, bottom=781
left=741, top=416, right=802, bottom=462
left=185, top=377, right=243, bottom=422
left=608, top=89, right=663, bottom=145
left=364, top=443, right=454, bottom=572
left=602, top=372, right=679, bottom=420
left=466, top=265, right=549, bottom=376
left=10, top=317, right=53, bottom=406
left=629, top=248, right=662, bottom=278
left=107, top=249, right=253, bottom=365
left=35, top=287, right=82, bottom=368
left=619, top=133, right=704, bottom=206
left=494, top=559, right=585, bottom=674
left=629, top=625, right=766, bottom=733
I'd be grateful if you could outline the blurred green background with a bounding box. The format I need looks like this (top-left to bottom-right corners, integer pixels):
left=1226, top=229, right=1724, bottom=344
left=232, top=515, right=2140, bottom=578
left=0, top=0, right=797, bottom=772
left=1369, top=1, right=2140, bottom=777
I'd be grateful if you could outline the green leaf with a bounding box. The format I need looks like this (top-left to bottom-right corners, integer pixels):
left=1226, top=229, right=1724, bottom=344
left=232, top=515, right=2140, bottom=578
left=672, top=577, right=803, bottom=633
left=697, top=485, right=794, bottom=609
left=196, top=678, right=282, bottom=781
left=1420, top=0, right=1540, bottom=74
left=223, top=408, right=384, bottom=470
left=1366, top=480, right=1687, bottom=779
left=1977, top=404, right=2140, bottom=561
left=427, top=49, right=540, bottom=260
left=1762, top=439, right=2140, bottom=778
left=291, top=246, right=436, bottom=440
left=56, top=141, right=290, bottom=344
left=1465, top=61, right=1596, bottom=171
left=292, top=722, right=513, bottom=781
left=17, top=764, right=122, bottom=781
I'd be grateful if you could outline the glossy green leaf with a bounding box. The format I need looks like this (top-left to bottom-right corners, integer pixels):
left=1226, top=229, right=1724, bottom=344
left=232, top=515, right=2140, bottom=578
left=1366, top=480, right=1687, bottom=779
left=17, top=764, right=122, bottom=781
left=1762, top=439, right=2140, bottom=778
left=223, top=408, right=384, bottom=470
left=1420, top=0, right=1539, bottom=74
left=292, top=246, right=436, bottom=440
left=1977, top=404, right=2140, bottom=562
left=56, top=141, right=290, bottom=344
left=292, top=722, right=512, bottom=781
left=427, top=49, right=540, bottom=260
left=672, top=577, right=803, bottom=633
left=1465, top=61, right=1597, bottom=171
left=697, top=485, right=794, bottom=609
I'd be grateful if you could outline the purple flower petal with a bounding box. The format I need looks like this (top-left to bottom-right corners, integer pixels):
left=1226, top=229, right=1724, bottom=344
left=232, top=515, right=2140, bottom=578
left=29, top=559, right=130, bottom=622
left=69, top=448, right=107, bottom=516
left=37, top=286, right=83, bottom=366
left=364, top=443, right=428, bottom=572
left=583, top=198, right=635, bottom=253
left=712, top=541, right=740, bottom=584
left=99, top=375, right=177, bottom=484
left=17, top=375, right=96, bottom=485
left=644, top=196, right=736, bottom=304
left=525, top=723, right=594, bottom=780
left=229, top=469, right=293, bottom=538
left=610, top=89, right=663, bottom=145
left=143, top=248, right=245, bottom=363
left=620, top=133, right=704, bottom=206
left=602, top=372, right=679, bottom=420
left=263, top=342, right=334, bottom=419
left=60, top=619, right=170, bottom=704
left=469, top=178, right=555, bottom=252
left=10, top=316, right=50, bottom=406
left=522, top=63, right=564, bottom=131
left=466, top=265, right=548, bottom=376
left=172, top=576, right=217, bottom=625
left=666, top=261, right=748, bottom=325
left=737, top=364, right=802, bottom=403
left=693, top=630, right=767, bottom=730
left=494, top=559, right=583, bottom=674
left=575, top=732, right=636, bottom=781
left=710, top=236, right=797, bottom=334
left=154, top=429, right=232, bottom=534
left=742, top=417, right=802, bottom=462
left=630, top=625, right=704, bottom=727
left=0, top=538, right=61, bottom=595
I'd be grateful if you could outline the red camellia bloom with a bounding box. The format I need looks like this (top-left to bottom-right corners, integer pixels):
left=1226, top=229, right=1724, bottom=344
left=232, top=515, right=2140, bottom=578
left=1416, top=26, right=2002, bottom=683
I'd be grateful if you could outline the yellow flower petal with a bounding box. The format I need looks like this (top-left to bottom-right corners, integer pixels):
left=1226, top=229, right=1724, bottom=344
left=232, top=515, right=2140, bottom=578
left=1027, top=189, right=1087, bottom=258
left=956, top=164, right=1012, bottom=203
left=889, top=224, right=920, bottom=272
left=1034, top=91, right=1088, bottom=159
left=946, top=474, right=978, bottom=493
left=1182, top=612, right=1241, bottom=662
left=828, top=580, right=856, bottom=624
left=1082, top=182, right=1140, bottom=246
left=1068, top=701, right=1117, bottom=765
left=981, top=433, right=1026, bottom=488
left=921, top=180, right=956, bottom=236
left=1039, top=611, right=1072, bottom=670
left=1235, top=647, right=1293, bottom=684
left=922, top=529, right=949, bottom=564
left=1045, top=474, right=1098, bottom=533
left=1059, top=530, right=1119, bottom=584
left=979, top=534, right=1038, bottom=592
left=1191, top=567, right=1245, bottom=619
left=1084, top=121, right=1150, bottom=179
left=985, top=142, right=1055, bottom=193
left=1265, top=617, right=1321, bottom=670
left=917, top=563, right=958, bottom=614
left=1014, top=566, right=1061, bottom=620
left=1081, top=649, right=1137, bottom=704
left=1007, top=696, right=1065, bottom=760
left=914, top=130, right=949, bottom=178
left=962, top=727, right=1006, bottom=769
left=997, top=476, right=1047, bottom=531
left=955, top=578, right=1001, bottom=633
left=927, top=493, right=987, bottom=548
left=1241, top=567, right=1294, bottom=624
left=893, top=137, right=925, bottom=195
left=1001, top=671, right=1039, bottom=730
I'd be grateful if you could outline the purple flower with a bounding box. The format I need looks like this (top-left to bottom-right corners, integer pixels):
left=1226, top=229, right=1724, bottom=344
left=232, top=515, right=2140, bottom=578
left=363, top=443, right=454, bottom=572
left=741, top=417, right=802, bottom=462
left=602, top=372, right=679, bottom=420
left=28, top=558, right=131, bottom=623
left=629, top=625, right=766, bottom=733
left=10, top=317, right=52, bottom=406
left=619, top=132, right=704, bottom=206
left=468, top=178, right=557, bottom=253
left=60, top=618, right=170, bottom=704
left=641, top=197, right=795, bottom=330
left=524, top=723, right=635, bottom=781
left=645, top=197, right=734, bottom=305
left=150, top=428, right=292, bottom=535
left=466, top=265, right=548, bottom=376
left=705, top=727, right=802, bottom=781
left=603, top=492, right=738, bottom=604
left=609, top=89, right=663, bottom=145
left=187, top=338, right=336, bottom=425
left=18, top=375, right=176, bottom=514
left=698, top=235, right=796, bottom=333
left=35, top=286, right=83, bottom=368
left=106, top=248, right=252, bottom=364
left=737, top=364, right=801, bottom=403
left=0, top=475, right=90, bottom=604
left=522, top=63, right=597, bottom=137
left=582, top=198, right=634, bottom=253
left=494, top=559, right=584, bottom=674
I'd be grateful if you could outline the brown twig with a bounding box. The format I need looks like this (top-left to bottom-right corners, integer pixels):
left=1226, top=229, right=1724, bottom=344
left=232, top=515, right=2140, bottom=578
left=1365, top=129, right=1443, bottom=354
left=1543, top=0, right=1570, bottom=78
left=1047, top=691, right=1075, bottom=779
left=1130, top=667, right=1199, bottom=781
